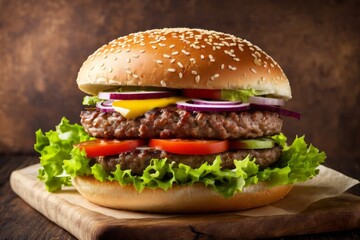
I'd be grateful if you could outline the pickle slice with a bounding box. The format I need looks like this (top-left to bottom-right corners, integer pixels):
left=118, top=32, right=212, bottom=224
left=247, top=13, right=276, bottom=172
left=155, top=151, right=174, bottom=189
left=230, top=138, right=275, bottom=150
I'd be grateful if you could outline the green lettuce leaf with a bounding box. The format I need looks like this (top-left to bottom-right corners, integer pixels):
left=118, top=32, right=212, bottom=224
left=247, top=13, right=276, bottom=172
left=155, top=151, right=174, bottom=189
left=82, top=96, right=101, bottom=105
left=35, top=117, right=93, bottom=191
left=221, top=89, right=268, bottom=102
left=262, top=133, right=327, bottom=185
left=35, top=118, right=326, bottom=197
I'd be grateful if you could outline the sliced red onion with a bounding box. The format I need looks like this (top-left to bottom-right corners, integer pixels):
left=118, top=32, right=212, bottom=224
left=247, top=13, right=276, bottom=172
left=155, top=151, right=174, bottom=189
left=250, top=104, right=301, bottom=120
left=102, top=100, right=114, bottom=107
left=98, top=91, right=176, bottom=100
left=191, top=99, right=241, bottom=105
left=96, top=101, right=115, bottom=112
left=248, top=96, right=285, bottom=106
left=176, top=101, right=250, bottom=112
left=277, top=108, right=301, bottom=120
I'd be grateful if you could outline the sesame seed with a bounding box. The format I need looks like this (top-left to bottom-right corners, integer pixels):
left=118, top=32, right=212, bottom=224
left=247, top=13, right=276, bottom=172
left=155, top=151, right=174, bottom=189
left=208, top=54, right=214, bottom=60
left=100, top=63, right=105, bottom=67
left=139, top=50, right=145, bottom=53
left=190, top=58, right=196, bottom=63
left=195, top=75, right=200, bottom=83
left=172, top=51, right=179, bottom=55
left=156, top=60, right=163, bottom=64
left=167, top=68, right=176, bottom=72
left=160, top=80, right=167, bottom=87
left=90, top=66, right=94, bottom=70
left=140, top=43, right=146, bottom=46
left=132, top=54, right=139, bottom=58
left=200, top=55, right=205, bottom=59
left=191, top=70, right=198, bottom=75
left=177, top=62, right=184, bottom=68
left=233, top=58, right=240, bottom=62
left=169, top=44, right=175, bottom=48
left=159, top=43, right=166, bottom=47
left=163, top=54, right=171, bottom=58
left=181, top=50, right=190, bottom=55
left=132, top=74, right=139, bottom=78
left=170, top=59, right=176, bottom=63
left=250, top=68, right=257, bottom=74
left=179, top=72, right=183, bottom=79
left=270, top=63, right=275, bottom=68
left=125, top=49, right=131, bottom=52
left=126, top=70, right=132, bottom=74
left=228, top=65, right=237, bottom=71
left=221, top=64, right=225, bottom=70
left=214, top=73, right=219, bottom=78
left=113, top=56, right=118, bottom=60
left=254, top=58, right=262, bottom=66
left=108, top=66, right=113, bottom=73
left=267, top=69, right=271, bottom=74
left=103, top=55, right=108, bottom=59
left=126, top=58, right=131, bottom=63
left=152, top=45, right=157, bottom=49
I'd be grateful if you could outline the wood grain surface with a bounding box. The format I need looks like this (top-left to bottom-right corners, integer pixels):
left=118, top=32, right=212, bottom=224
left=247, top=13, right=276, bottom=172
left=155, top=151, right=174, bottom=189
left=8, top=159, right=360, bottom=240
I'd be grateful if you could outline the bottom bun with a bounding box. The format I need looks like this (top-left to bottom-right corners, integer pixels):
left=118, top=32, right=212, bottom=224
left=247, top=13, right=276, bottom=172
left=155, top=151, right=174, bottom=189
left=72, top=176, right=293, bottom=213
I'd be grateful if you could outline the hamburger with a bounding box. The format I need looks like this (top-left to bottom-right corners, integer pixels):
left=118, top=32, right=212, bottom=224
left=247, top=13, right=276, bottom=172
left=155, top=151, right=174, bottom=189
left=35, top=28, right=326, bottom=213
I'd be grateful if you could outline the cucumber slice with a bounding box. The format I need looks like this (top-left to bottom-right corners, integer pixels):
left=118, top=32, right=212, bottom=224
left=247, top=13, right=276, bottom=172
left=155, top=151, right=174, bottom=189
left=230, top=138, right=275, bottom=150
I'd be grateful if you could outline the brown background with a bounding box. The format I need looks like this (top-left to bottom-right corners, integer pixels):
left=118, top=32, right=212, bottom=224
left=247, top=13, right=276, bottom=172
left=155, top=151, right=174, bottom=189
left=0, top=0, right=359, bottom=168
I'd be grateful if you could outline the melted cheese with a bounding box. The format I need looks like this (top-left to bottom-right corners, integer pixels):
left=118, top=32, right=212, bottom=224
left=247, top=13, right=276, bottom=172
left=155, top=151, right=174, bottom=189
left=112, top=97, right=185, bottom=119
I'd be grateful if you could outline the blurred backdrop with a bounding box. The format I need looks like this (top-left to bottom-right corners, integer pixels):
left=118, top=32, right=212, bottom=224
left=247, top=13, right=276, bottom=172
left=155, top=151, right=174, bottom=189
left=1, top=1, right=359, bottom=168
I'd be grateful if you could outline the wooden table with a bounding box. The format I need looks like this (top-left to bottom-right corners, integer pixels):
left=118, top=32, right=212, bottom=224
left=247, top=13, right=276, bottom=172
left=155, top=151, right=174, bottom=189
left=1, top=154, right=360, bottom=239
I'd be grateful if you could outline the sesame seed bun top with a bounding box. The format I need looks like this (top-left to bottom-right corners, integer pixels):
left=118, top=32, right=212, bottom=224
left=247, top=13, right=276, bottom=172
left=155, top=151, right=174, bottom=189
left=76, top=28, right=292, bottom=100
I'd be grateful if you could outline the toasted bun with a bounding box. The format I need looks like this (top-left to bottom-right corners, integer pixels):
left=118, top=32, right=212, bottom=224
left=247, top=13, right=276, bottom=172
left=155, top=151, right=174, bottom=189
left=77, top=28, right=291, bottom=99
left=72, top=176, right=293, bottom=213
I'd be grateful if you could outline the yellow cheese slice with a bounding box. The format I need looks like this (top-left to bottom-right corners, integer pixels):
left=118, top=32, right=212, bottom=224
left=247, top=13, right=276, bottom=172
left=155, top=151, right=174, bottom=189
left=112, top=97, right=185, bottom=119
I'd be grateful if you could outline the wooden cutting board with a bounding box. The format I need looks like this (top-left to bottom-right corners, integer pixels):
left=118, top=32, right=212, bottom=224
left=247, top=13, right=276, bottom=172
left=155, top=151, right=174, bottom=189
left=10, top=164, right=360, bottom=240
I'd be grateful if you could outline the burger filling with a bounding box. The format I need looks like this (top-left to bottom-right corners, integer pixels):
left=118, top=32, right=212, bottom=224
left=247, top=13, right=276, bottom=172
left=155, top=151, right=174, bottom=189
left=35, top=89, right=326, bottom=197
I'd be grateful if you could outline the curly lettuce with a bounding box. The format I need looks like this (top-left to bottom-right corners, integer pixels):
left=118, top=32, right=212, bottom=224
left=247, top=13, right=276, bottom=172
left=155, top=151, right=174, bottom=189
left=34, top=117, right=93, bottom=191
left=35, top=118, right=326, bottom=197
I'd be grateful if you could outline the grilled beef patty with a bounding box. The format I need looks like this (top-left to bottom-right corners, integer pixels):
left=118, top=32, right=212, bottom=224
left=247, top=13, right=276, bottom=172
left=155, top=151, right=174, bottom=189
left=81, top=106, right=282, bottom=140
left=92, top=146, right=282, bottom=175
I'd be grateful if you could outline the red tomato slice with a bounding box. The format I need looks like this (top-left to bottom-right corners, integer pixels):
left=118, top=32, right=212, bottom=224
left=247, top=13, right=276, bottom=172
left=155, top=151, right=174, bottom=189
left=75, top=139, right=145, bottom=157
left=182, top=89, right=222, bottom=100
left=149, top=139, right=228, bottom=155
